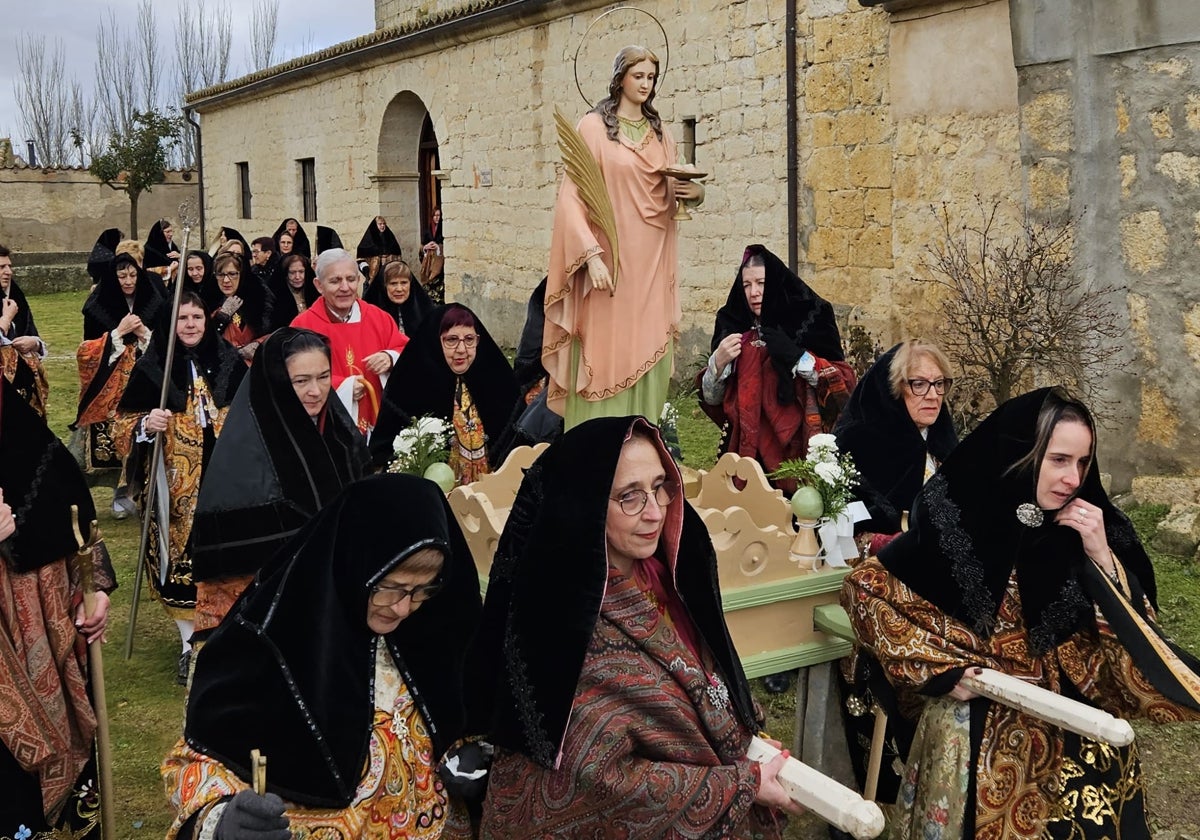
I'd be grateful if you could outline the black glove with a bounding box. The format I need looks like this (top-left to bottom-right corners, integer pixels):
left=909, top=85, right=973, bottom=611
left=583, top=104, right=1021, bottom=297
left=438, top=741, right=493, bottom=805
left=215, top=790, right=290, bottom=840
left=210, top=310, right=233, bottom=331
left=759, top=326, right=803, bottom=370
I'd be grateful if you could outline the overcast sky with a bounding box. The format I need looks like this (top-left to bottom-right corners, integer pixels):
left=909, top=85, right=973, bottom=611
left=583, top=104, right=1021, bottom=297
left=0, top=0, right=375, bottom=151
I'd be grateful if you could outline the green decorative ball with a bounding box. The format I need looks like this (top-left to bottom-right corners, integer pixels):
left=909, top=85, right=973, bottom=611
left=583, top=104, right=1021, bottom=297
left=790, top=486, right=824, bottom=519
left=424, top=462, right=456, bottom=493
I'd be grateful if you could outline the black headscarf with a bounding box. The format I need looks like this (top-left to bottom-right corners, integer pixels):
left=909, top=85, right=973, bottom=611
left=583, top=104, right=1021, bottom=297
left=1, top=276, right=38, bottom=340
left=356, top=219, right=402, bottom=260
left=834, top=343, right=958, bottom=534
left=144, top=220, right=179, bottom=270
left=81, top=253, right=164, bottom=340
left=361, top=262, right=433, bottom=335
left=878, top=387, right=1157, bottom=655
left=712, top=245, right=845, bottom=404
left=265, top=255, right=320, bottom=332
left=118, top=296, right=246, bottom=414
left=315, top=226, right=343, bottom=256
left=191, top=328, right=371, bottom=582
left=273, top=219, right=311, bottom=259
left=370, top=303, right=520, bottom=468
left=216, top=227, right=250, bottom=256
left=199, top=253, right=272, bottom=338
left=471, top=417, right=758, bottom=767
left=185, top=473, right=483, bottom=808
left=86, top=228, right=123, bottom=285
left=513, top=277, right=549, bottom=395
left=176, top=250, right=214, bottom=297
left=0, top=378, right=96, bottom=573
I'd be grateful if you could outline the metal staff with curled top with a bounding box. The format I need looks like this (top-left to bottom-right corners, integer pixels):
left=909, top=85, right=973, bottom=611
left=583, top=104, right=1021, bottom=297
left=124, top=199, right=197, bottom=660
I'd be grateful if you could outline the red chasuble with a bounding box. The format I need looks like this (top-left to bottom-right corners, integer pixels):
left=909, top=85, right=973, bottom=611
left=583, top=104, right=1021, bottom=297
left=292, top=299, right=408, bottom=434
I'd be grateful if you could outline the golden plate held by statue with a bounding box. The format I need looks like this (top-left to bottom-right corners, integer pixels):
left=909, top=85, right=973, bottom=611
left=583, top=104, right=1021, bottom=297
left=660, top=166, right=708, bottom=180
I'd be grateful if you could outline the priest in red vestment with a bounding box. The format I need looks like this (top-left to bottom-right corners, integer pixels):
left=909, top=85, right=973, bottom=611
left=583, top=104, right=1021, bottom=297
left=292, top=248, right=408, bottom=436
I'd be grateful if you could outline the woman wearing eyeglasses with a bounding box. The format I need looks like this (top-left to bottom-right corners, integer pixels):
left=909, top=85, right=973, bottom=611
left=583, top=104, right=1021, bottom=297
left=164, top=474, right=485, bottom=840
left=830, top=339, right=958, bottom=805
left=202, top=252, right=272, bottom=363
left=371, top=304, right=519, bottom=486
left=698, top=244, right=856, bottom=495
left=473, top=417, right=798, bottom=838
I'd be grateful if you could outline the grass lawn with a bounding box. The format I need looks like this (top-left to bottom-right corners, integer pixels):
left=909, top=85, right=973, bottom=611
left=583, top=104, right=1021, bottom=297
left=26, top=289, right=1200, bottom=839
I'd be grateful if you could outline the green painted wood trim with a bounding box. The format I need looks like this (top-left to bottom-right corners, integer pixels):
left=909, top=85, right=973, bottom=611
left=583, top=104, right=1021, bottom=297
left=740, top=639, right=853, bottom=678
left=813, top=604, right=855, bottom=642
left=721, top=567, right=850, bottom=612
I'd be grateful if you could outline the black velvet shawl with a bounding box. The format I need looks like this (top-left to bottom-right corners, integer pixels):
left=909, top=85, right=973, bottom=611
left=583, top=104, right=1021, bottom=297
left=81, top=254, right=164, bottom=341
left=355, top=220, right=402, bottom=260
left=86, top=228, right=123, bottom=284
left=361, top=263, right=434, bottom=335
left=833, top=343, right=958, bottom=534
left=316, top=226, right=343, bottom=254
left=118, top=300, right=245, bottom=414
left=185, top=474, right=483, bottom=808
left=265, top=256, right=320, bottom=332
left=0, top=378, right=96, bottom=573
left=471, top=416, right=758, bottom=767
left=144, top=220, right=179, bottom=269
left=191, top=328, right=370, bottom=581
left=512, top=277, right=549, bottom=395
left=879, top=387, right=1157, bottom=654
left=370, top=303, right=520, bottom=468
left=273, top=219, right=311, bottom=259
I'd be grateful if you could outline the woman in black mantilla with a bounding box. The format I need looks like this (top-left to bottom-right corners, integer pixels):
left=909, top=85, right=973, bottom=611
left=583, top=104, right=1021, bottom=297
left=164, top=474, right=484, bottom=840
left=190, top=327, right=370, bottom=638
left=474, top=417, right=795, bottom=838
left=144, top=219, right=182, bottom=284
left=265, top=254, right=319, bottom=332
left=86, top=228, right=123, bottom=287
left=361, top=259, right=433, bottom=336
left=0, top=248, right=49, bottom=416
left=370, top=304, right=519, bottom=484
left=698, top=245, right=855, bottom=495
left=1, top=376, right=116, bottom=840
left=356, top=216, right=403, bottom=288
left=115, top=292, right=246, bottom=682
left=273, top=218, right=311, bottom=259
left=842, top=387, right=1200, bottom=840
left=201, top=251, right=272, bottom=363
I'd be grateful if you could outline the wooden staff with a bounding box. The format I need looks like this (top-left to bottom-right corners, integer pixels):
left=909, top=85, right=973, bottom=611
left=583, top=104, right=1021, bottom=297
left=861, top=705, right=888, bottom=802
left=71, top=505, right=116, bottom=840
left=748, top=736, right=885, bottom=839
left=124, top=218, right=193, bottom=659
left=960, top=668, right=1135, bottom=746
left=250, top=749, right=268, bottom=795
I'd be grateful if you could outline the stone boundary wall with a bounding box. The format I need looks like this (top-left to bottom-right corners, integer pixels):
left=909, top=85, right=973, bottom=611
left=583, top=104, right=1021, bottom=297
left=0, top=167, right=200, bottom=254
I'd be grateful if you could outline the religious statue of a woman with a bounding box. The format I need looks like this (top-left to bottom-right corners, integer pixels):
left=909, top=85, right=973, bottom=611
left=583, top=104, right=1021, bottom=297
left=543, top=45, right=703, bottom=429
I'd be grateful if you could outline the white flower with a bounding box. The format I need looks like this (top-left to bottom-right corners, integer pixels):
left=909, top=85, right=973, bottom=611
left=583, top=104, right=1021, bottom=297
left=814, top=461, right=843, bottom=485
left=415, top=416, right=449, bottom=438
left=808, top=433, right=838, bottom=452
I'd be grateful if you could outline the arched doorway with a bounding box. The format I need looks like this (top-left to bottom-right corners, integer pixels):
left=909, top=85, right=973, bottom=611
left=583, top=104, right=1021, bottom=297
left=375, top=91, right=439, bottom=260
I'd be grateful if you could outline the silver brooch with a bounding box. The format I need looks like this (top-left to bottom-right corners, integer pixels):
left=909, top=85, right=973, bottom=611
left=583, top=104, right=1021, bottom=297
left=706, top=674, right=730, bottom=709
left=1015, top=503, right=1044, bottom=528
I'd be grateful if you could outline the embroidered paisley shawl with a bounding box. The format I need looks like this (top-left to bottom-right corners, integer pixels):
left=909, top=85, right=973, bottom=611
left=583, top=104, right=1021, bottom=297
left=843, top=558, right=1200, bottom=840
left=480, top=566, right=781, bottom=840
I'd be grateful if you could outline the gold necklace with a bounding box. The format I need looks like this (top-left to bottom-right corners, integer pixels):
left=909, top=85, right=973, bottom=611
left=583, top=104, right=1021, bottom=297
left=617, top=113, right=648, bottom=127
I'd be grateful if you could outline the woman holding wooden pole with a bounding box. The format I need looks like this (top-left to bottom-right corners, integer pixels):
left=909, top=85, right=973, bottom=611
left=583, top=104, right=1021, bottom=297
left=843, top=388, right=1200, bottom=839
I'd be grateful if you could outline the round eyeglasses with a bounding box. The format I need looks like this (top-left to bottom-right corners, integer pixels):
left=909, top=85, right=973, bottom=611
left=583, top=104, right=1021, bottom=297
left=610, top=480, right=680, bottom=516
left=441, top=334, right=479, bottom=349
left=906, top=378, right=953, bottom=396
left=369, top=580, right=443, bottom=607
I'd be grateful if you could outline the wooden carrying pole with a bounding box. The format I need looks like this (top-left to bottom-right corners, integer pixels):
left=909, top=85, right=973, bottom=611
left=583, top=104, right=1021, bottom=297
left=251, top=750, right=268, bottom=795
left=71, top=506, right=116, bottom=840
left=124, top=217, right=193, bottom=659
left=748, top=736, right=885, bottom=839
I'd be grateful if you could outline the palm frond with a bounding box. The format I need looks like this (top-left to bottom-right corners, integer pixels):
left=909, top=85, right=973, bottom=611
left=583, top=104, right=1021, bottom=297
left=554, top=107, right=619, bottom=289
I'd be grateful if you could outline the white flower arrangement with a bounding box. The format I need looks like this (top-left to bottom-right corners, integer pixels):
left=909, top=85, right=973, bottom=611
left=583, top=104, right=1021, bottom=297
left=771, top=434, right=861, bottom=522
left=388, top=415, right=452, bottom=476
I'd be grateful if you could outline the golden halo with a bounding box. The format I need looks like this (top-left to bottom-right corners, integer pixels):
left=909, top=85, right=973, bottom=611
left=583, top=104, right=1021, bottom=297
left=573, top=6, right=671, bottom=108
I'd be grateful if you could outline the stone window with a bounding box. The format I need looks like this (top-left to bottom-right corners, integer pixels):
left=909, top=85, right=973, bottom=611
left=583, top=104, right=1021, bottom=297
left=237, top=162, right=252, bottom=219
left=300, top=158, right=317, bottom=222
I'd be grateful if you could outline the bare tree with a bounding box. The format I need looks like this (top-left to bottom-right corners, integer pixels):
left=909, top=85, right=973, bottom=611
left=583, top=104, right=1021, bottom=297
left=95, top=8, right=138, bottom=139
left=248, top=0, right=281, bottom=72
left=136, top=0, right=163, bottom=113
left=174, top=0, right=233, bottom=167
left=919, top=201, right=1123, bottom=430
left=68, top=80, right=100, bottom=168
left=13, top=34, right=73, bottom=167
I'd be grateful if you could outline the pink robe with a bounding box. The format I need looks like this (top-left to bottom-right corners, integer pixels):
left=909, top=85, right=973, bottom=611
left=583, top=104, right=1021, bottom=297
left=543, top=112, right=680, bottom=418
left=292, top=299, right=408, bottom=434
